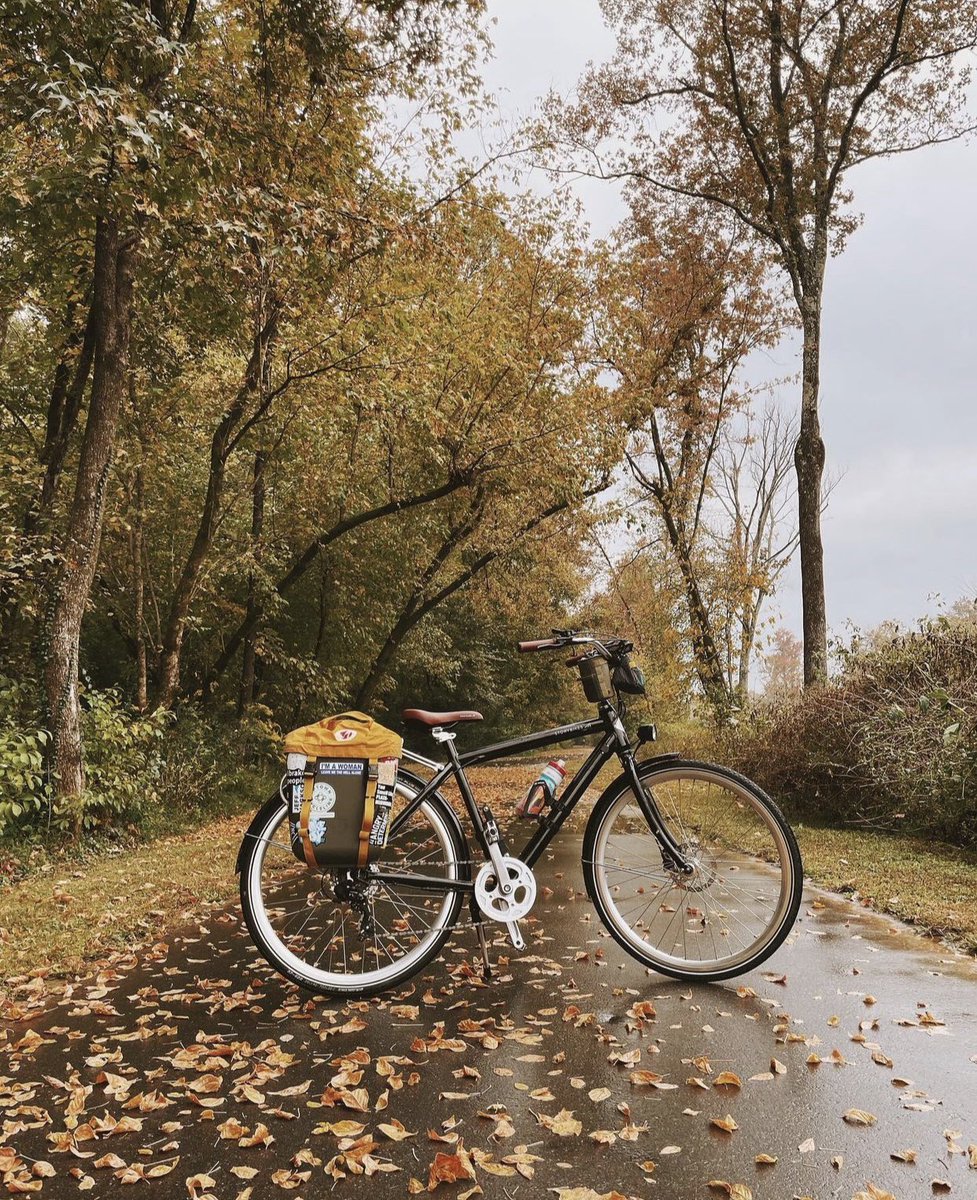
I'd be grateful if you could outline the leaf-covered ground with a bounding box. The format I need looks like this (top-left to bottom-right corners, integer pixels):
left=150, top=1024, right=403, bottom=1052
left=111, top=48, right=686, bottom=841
left=2, top=766, right=976, bottom=987
left=1, top=783, right=976, bottom=1200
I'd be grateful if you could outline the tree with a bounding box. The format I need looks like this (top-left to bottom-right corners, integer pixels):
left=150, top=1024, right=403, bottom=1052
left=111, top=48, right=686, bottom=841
left=712, top=403, right=798, bottom=702
left=595, top=204, right=784, bottom=710
left=0, top=0, right=204, bottom=811
left=566, top=0, right=977, bottom=685
left=0, top=0, right=481, bottom=808
left=762, top=626, right=803, bottom=699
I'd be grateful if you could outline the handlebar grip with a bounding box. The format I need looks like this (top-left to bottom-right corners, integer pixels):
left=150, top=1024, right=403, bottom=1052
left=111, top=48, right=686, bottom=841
left=517, top=638, right=562, bottom=652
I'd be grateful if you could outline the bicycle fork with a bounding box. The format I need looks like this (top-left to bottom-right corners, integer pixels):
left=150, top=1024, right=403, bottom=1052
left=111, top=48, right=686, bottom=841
left=608, top=713, right=695, bottom=876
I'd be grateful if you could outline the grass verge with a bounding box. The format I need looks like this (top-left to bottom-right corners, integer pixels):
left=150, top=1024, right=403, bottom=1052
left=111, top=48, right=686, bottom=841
left=0, top=814, right=244, bottom=986
left=2, top=771, right=975, bottom=993
left=793, top=823, right=977, bottom=953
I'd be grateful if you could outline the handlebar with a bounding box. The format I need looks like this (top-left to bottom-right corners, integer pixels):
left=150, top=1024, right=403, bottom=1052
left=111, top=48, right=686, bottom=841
left=517, top=631, right=633, bottom=658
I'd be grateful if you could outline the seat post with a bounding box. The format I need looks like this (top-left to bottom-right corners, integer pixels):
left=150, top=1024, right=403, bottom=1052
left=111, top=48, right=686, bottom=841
left=431, top=726, right=460, bottom=766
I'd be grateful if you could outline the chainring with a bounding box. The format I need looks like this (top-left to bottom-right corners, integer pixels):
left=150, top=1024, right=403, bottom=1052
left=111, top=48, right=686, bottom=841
left=474, top=856, right=537, bottom=922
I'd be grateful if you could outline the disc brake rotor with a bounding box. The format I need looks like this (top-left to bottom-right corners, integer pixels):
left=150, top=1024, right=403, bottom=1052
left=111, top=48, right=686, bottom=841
left=474, top=856, right=537, bottom=922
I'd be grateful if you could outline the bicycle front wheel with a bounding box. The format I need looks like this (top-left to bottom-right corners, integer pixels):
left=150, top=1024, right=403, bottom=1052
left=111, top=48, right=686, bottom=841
left=239, top=774, right=467, bottom=997
left=583, top=759, right=803, bottom=982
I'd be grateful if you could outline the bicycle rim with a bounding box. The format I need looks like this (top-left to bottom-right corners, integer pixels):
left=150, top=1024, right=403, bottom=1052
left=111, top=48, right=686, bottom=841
left=243, top=782, right=460, bottom=993
left=589, top=765, right=798, bottom=976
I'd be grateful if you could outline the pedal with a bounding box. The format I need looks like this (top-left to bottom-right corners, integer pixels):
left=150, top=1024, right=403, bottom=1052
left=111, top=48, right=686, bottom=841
left=506, top=921, right=525, bottom=951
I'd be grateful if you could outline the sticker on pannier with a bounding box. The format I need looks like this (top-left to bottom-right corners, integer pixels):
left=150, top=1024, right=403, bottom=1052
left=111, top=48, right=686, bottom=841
left=282, top=712, right=403, bottom=868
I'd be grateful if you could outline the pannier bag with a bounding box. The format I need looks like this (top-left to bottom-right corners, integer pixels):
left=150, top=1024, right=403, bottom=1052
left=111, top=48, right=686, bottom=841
left=282, top=711, right=402, bottom=869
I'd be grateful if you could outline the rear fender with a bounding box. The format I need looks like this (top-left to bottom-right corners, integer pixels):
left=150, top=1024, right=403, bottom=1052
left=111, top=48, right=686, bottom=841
left=236, top=784, right=286, bottom=874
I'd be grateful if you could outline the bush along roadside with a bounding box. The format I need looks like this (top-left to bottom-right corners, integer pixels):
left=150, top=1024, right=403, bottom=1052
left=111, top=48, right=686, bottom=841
left=718, top=618, right=977, bottom=847
left=0, top=678, right=279, bottom=885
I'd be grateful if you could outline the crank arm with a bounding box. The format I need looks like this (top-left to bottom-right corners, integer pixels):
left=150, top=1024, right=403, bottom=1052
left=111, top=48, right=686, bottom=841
left=506, top=920, right=525, bottom=951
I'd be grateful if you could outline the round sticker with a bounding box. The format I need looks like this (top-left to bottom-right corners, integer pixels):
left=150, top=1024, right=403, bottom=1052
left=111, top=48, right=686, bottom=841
left=309, top=781, right=336, bottom=844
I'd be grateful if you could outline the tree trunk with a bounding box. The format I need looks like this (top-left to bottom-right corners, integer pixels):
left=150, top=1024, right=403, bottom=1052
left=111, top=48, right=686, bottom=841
left=353, top=600, right=423, bottom=711
left=0, top=291, right=97, bottom=653
left=735, top=592, right=763, bottom=705
left=154, top=307, right=277, bottom=711
left=238, top=449, right=267, bottom=718
left=795, top=289, right=828, bottom=686
left=44, top=218, right=135, bottom=813
left=657, top=502, right=731, bottom=712
left=131, top=453, right=148, bottom=712
left=31, top=293, right=99, bottom=534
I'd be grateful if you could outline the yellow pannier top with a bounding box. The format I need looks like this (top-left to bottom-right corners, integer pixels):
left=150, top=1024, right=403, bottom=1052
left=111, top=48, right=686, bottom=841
left=284, top=710, right=403, bottom=761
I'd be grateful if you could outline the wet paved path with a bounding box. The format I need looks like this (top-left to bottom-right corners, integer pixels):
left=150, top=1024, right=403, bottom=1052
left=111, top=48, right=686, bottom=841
left=2, top=834, right=976, bottom=1199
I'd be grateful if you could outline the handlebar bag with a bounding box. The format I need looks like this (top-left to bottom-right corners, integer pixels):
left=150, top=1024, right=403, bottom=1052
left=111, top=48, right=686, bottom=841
left=282, top=711, right=403, bottom=868
left=612, top=657, right=647, bottom=695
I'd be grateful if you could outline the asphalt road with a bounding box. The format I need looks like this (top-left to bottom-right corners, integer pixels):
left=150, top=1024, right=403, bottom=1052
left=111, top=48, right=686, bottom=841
left=2, top=833, right=976, bottom=1200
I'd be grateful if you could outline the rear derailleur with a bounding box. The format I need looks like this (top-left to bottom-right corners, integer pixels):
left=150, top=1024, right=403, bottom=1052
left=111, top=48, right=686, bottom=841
left=333, top=870, right=378, bottom=938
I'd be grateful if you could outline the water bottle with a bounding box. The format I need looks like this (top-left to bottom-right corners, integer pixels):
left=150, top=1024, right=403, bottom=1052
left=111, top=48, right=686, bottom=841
left=516, top=759, right=567, bottom=818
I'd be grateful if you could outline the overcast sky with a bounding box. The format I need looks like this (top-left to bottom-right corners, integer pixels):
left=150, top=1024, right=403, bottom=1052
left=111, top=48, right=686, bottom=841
left=475, top=0, right=977, bottom=645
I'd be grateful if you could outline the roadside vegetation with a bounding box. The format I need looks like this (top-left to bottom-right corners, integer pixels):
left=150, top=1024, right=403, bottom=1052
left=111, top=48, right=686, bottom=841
left=718, top=613, right=977, bottom=849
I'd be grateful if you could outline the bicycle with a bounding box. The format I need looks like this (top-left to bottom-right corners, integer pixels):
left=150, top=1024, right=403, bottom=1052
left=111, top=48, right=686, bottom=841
left=238, top=631, right=803, bottom=997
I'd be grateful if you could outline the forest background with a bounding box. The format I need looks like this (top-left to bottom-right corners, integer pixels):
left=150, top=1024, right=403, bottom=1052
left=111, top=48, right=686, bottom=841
left=1, top=0, right=975, bottom=907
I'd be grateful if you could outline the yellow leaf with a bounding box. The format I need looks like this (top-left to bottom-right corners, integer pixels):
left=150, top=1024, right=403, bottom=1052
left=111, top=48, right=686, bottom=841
left=843, top=1109, right=877, bottom=1126
left=537, top=1109, right=582, bottom=1137
left=710, top=1114, right=738, bottom=1133
left=378, top=1121, right=415, bottom=1141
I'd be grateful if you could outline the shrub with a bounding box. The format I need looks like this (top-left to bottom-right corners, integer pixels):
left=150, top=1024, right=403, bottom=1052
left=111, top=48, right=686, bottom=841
left=722, top=619, right=977, bottom=846
left=0, top=677, right=280, bottom=846
left=0, top=677, right=50, bottom=833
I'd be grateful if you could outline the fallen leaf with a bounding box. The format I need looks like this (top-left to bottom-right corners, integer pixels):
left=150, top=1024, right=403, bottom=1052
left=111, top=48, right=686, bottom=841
left=537, top=1109, right=583, bottom=1137
left=710, top=1114, right=739, bottom=1133
left=843, top=1109, right=877, bottom=1127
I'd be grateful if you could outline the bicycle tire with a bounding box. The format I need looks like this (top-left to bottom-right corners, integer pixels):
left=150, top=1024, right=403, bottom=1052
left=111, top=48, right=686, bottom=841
left=583, top=758, right=803, bottom=982
left=239, top=774, right=468, bottom=997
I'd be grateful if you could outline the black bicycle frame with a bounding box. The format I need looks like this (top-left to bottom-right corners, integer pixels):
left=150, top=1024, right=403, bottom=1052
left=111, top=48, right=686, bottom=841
left=373, top=700, right=691, bottom=893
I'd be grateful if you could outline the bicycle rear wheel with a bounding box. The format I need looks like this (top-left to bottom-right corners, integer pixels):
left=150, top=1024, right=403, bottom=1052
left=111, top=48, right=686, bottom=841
left=239, top=774, right=467, bottom=996
left=583, top=759, right=802, bottom=982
